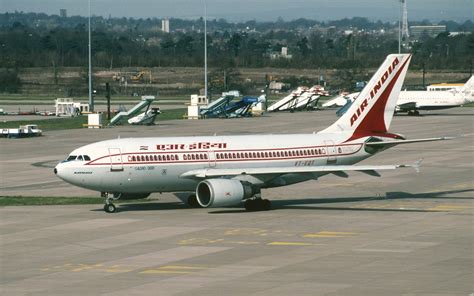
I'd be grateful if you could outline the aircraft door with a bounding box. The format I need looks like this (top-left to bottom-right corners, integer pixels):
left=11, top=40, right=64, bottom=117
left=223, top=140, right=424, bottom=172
left=208, top=150, right=216, bottom=167
left=109, top=148, right=124, bottom=171
left=324, top=140, right=337, bottom=164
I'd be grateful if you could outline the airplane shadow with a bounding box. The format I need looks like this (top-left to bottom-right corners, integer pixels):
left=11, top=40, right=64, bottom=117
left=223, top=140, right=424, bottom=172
left=209, top=189, right=474, bottom=214
left=91, top=189, right=473, bottom=214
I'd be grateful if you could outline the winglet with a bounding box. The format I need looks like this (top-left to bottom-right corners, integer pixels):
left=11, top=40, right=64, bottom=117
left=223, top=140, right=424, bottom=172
left=397, top=158, right=423, bottom=173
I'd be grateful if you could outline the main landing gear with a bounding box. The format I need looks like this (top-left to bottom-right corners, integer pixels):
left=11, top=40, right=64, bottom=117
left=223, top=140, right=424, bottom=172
left=102, top=192, right=119, bottom=213
left=244, top=198, right=271, bottom=211
left=408, top=110, right=420, bottom=116
left=187, top=194, right=202, bottom=208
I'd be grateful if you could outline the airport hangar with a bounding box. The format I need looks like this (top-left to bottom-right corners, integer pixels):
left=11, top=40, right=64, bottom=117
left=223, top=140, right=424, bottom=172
left=0, top=107, right=473, bottom=295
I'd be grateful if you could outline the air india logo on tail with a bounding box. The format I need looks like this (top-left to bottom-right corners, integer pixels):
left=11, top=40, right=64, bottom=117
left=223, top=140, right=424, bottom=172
left=350, top=57, right=400, bottom=126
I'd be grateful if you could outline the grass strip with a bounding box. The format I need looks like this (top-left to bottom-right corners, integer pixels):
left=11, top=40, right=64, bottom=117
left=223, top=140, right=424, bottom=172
left=0, top=196, right=153, bottom=206
left=0, top=108, right=186, bottom=131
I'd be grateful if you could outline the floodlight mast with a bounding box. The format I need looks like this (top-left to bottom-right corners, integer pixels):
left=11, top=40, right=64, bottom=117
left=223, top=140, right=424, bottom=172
left=204, top=1, right=208, bottom=99
left=88, top=0, right=94, bottom=112
left=398, top=0, right=402, bottom=53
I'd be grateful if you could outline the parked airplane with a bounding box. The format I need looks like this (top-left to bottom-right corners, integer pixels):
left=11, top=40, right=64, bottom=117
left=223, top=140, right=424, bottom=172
left=396, top=76, right=474, bottom=115
left=55, top=54, right=449, bottom=213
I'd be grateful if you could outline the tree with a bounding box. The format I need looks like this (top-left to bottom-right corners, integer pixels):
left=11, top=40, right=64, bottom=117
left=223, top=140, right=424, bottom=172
left=0, top=69, right=22, bottom=93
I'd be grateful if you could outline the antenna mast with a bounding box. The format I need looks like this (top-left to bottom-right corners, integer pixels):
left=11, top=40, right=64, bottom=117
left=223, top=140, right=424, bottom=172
left=204, top=2, right=208, bottom=99
left=401, top=0, right=410, bottom=40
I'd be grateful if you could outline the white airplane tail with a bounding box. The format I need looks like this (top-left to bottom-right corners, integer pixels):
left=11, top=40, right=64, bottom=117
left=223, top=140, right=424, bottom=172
left=321, top=54, right=412, bottom=139
left=460, top=75, right=474, bottom=103
left=461, top=75, right=474, bottom=91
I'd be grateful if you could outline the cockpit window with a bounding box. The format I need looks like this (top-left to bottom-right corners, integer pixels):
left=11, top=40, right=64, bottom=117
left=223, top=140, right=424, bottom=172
left=77, top=155, right=83, bottom=161
left=83, top=155, right=91, bottom=161
left=65, top=155, right=77, bottom=162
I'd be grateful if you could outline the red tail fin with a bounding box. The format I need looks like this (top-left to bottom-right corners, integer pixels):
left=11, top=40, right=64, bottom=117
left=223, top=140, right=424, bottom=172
left=321, top=54, right=412, bottom=139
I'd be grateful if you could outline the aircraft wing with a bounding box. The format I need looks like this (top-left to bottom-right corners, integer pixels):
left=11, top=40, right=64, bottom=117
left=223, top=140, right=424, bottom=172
left=180, top=162, right=419, bottom=180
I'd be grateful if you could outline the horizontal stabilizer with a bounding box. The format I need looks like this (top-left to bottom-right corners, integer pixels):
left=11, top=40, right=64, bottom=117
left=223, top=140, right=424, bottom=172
left=366, top=137, right=453, bottom=147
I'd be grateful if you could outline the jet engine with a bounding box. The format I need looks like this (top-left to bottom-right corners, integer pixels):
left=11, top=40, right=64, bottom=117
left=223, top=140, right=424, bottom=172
left=196, top=179, right=255, bottom=208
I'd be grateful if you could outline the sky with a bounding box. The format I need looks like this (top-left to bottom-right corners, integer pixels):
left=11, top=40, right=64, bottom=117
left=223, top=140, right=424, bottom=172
left=0, top=0, right=472, bottom=22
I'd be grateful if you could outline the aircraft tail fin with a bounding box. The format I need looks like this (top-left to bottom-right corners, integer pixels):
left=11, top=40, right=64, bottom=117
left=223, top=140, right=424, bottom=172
left=320, top=54, right=412, bottom=139
left=461, top=75, right=474, bottom=91
left=460, top=75, right=474, bottom=103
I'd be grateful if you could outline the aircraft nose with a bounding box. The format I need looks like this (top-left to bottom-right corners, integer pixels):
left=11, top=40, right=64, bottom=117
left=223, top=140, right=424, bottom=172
left=54, top=164, right=63, bottom=179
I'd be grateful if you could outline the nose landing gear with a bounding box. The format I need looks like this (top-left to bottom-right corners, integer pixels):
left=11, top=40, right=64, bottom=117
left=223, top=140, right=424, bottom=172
left=104, top=203, right=116, bottom=213
left=102, top=192, right=120, bottom=213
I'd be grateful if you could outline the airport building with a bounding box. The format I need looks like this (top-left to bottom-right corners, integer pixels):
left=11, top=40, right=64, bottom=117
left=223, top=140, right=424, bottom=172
left=162, top=18, right=170, bottom=33
left=410, top=25, right=446, bottom=39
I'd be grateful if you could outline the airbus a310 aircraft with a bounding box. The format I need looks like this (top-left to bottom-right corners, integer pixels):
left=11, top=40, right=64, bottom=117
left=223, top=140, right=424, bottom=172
left=55, top=54, right=449, bottom=213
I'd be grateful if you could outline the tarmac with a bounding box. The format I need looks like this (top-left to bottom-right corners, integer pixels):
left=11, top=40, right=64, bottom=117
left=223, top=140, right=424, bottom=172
left=1, top=107, right=473, bottom=295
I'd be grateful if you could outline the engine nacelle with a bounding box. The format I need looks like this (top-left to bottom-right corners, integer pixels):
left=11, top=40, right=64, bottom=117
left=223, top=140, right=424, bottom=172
left=112, top=193, right=151, bottom=200
left=196, top=179, right=254, bottom=208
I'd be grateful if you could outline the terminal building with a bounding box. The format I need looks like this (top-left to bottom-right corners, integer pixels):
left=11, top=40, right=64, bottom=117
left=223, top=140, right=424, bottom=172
left=162, top=18, right=170, bottom=33
left=409, top=25, right=447, bottom=39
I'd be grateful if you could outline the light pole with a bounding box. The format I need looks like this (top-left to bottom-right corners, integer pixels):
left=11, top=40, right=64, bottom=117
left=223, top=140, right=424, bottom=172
left=398, top=0, right=402, bottom=54
left=204, top=1, right=208, bottom=99
left=88, top=0, right=94, bottom=112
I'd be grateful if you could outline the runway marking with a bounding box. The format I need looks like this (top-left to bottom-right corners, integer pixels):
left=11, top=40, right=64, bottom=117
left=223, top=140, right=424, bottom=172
left=224, top=228, right=270, bottom=236
left=39, top=247, right=229, bottom=277
left=140, top=270, right=194, bottom=274
left=178, top=238, right=225, bottom=245
left=159, top=265, right=208, bottom=270
left=353, top=248, right=412, bottom=253
left=178, top=237, right=261, bottom=246
left=140, top=265, right=208, bottom=275
left=427, top=204, right=473, bottom=211
left=71, top=263, right=103, bottom=272
left=303, top=231, right=358, bottom=238
left=267, top=241, right=314, bottom=246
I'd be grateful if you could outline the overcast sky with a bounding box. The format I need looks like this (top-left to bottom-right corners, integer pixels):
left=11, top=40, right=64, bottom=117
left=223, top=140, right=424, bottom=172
left=1, top=0, right=472, bottom=22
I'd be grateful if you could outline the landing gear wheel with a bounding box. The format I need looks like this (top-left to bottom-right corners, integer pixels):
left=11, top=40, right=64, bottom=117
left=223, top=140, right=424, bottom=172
left=104, top=203, right=116, bottom=213
left=262, top=199, right=271, bottom=211
left=187, top=194, right=201, bottom=208
left=244, top=199, right=271, bottom=211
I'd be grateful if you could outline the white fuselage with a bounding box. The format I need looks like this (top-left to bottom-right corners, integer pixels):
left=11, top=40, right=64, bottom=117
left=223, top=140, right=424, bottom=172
left=397, top=90, right=469, bottom=110
left=55, top=132, right=374, bottom=195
